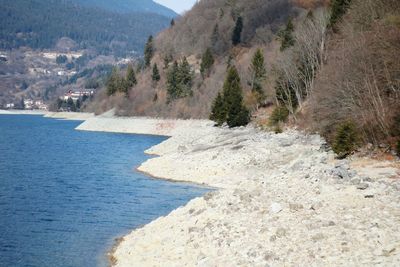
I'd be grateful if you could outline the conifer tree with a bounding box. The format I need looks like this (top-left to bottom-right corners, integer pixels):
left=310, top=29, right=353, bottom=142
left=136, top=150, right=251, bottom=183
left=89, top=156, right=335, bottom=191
left=119, top=77, right=130, bottom=96
left=152, top=63, right=161, bottom=82
left=333, top=121, right=359, bottom=158
left=163, top=54, right=172, bottom=69
left=209, top=92, right=225, bottom=126
left=249, top=48, right=267, bottom=103
left=67, top=97, right=76, bottom=112
left=76, top=99, right=81, bottom=110
left=144, top=35, right=154, bottom=68
left=200, top=48, right=215, bottom=78
left=210, top=66, right=250, bottom=127
left=166, top=58, right=194, bottom=102
left=170, top=19, right=175, bottom=27
left=106, top=67, right=119, bottom=96
left=223, top=66, right=250, bottom=127
left=167, top=61, right=180, bottom=103
left=177, top=57, right=194, bottom=97
left=126, top=64, right=137, bottom=88
left=278, top=19, right=295, bottom=51
left=232, top=16, right=243, bottom=46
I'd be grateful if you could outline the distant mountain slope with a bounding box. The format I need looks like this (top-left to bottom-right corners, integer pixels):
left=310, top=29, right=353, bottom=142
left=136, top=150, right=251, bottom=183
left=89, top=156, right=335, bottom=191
left=75, top=0, right=177, bottom=17
left=0, top=0, right=171, bottom=55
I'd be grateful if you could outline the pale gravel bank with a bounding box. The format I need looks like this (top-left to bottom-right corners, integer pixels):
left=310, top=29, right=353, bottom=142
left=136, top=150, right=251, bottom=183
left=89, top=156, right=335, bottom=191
left=0, top=109, right=47, bottom=115
left=0, top=110, right=95, bottom=121
left=77, top=117, right=400, bottom=267
left=44, top=112, right=95, bottom=121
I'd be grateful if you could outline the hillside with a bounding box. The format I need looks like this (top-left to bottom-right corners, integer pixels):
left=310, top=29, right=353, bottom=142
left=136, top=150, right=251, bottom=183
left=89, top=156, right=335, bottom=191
left=0, top=0, right=171, bottom=55
left=89, top=0, right=400, bottom=154
left=88, top=0, right=297, bottom=117
left=75, top=0, right=177, bottom=17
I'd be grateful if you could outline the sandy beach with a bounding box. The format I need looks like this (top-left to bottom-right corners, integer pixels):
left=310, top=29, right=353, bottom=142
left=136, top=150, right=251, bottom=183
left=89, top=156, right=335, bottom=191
left=76, top=115, right=400, bottom=266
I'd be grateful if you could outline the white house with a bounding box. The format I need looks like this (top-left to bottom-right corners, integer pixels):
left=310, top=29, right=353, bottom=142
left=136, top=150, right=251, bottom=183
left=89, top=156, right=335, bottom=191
left=63, top=90, right=94, bottom=102
left=24, top=99, right=34, bottom=109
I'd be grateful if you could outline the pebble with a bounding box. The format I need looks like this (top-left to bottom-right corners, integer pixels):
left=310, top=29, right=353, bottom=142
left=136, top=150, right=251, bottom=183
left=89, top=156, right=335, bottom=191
left=270, top=203, right=282, bottom=214
left=357, top=183, right=369, bottom=190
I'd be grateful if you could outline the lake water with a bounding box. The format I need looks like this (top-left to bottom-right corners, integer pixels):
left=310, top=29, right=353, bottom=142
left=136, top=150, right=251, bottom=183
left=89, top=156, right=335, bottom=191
left=0, top=115, right=208, bottom=267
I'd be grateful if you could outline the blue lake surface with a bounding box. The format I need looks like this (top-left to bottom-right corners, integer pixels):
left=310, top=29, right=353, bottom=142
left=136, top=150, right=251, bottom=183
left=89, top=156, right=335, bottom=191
left=0, top=115, right=208, bottom=267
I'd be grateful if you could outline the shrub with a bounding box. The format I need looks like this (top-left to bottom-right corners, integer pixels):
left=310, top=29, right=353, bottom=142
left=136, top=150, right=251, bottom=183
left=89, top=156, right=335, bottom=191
left=269, top=106, right=289, bottom=126
left=274, top=125, right=283, bottom=134
left=332, top=121, right=359, bottom=158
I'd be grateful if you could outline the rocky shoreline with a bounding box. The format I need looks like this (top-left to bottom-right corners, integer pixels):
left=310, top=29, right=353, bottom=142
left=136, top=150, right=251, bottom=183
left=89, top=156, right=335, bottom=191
left=77, top=115, right=400, bottom=266
left=4, top=111, right=399, bottom=266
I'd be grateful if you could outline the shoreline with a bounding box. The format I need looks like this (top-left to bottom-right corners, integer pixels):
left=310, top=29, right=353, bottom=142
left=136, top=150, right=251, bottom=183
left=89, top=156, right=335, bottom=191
left=135, top=165, right=217, bottom=191
left=0, top=109, right=95, bottom=121
left=75, top=115, right=400, bottom=266
left=4, top=111, right=399, bottom=266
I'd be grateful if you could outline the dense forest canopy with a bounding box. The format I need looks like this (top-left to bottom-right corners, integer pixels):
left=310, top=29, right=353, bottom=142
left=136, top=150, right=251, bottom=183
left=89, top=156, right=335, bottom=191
left=74, top=0, right=177, bottom=17
left=0, top=0, right=172, bottom=56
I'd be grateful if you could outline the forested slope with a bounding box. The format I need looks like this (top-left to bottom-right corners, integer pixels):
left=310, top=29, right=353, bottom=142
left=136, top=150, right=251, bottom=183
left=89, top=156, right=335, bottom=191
left=75, top=0, right=176, bottom=17
left=0, top=0, right=171, bottom=55
left=89, top=0, right=400, bottom=155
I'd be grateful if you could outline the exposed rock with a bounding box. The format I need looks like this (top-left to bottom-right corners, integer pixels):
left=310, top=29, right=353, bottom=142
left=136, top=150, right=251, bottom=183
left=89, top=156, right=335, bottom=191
left=357, top=183, right=369, bottom=190
left=76, top=117, right=400, bottom=267
left=270, top=203, right=282, bottom=214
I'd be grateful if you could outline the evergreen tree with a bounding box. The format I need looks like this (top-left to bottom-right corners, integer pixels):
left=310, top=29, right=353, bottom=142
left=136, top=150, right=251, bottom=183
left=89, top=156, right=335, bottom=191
left=232, top=16, right=243, bottom=46
left=152, top=63, right=161, bottom=82
left=209, top=92, right=225, bottom=126
left=56, top=55, right=67, bottom=64
left=223, top=66, right=250, bottom=127
left=67, top=97, right=76, bottom=112
left=333, top=121, right=359, bottom=158
left=177, top=57, right=194, bottom=97
left=170, top=19, right=175, bottom=27
left=56, top=98, right=63, bottom=110
left=166, top=58, right=194, bottom=102
left=76, top=99, right=81, bottom=110
left=144, top=35, right=154, bottom=67
left=210, top=66, right=250, bottom=127
left=107, top=67, right=130, bottom=96
left=278, top=19, right=295, bottom=51
left=119, top=77, right=130, bottom=96
left=330, top=0, right=352, bottom=27
left=106, top=67, right=119, bottom=96
left=249, top=48, right=267, bottom=103
left=167, top=61, right=180, bottom=103
left=200, top=48, right=215, bottom=78
left=126, top=64, right=137, bottom=87
left=163, top=54, right=172, bottom=69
